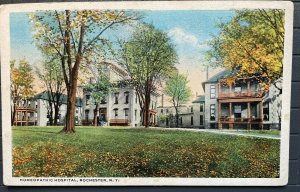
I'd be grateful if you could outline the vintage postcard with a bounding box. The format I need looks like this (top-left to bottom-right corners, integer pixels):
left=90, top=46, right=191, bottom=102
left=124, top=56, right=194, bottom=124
left=0, top=1, right=294, bottom=186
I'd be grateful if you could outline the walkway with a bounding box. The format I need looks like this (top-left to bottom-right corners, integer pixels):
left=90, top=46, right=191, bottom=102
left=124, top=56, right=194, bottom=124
left=150, top=127, right=281, bottom=140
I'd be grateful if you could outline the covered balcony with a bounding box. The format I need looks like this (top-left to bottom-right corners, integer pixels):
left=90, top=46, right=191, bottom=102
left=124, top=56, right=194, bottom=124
left=218, top=79, right=263, bottom=99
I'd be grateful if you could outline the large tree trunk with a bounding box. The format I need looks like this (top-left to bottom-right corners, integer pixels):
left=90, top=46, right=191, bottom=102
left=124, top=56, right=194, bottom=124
left=144, top=92, right=151, bottom=128
left=11, top=104, right=17, bottom=126
left=62, top=86, right=77, bottom=133
left=60, top=11, right=85, bottom=133
left=53, top=103, right=60, bottom=126
left=175, top=107, right=179, bottom=127
left=48, top=105, right=54, bottom=126
left=93, top=103, right=99, bottom=127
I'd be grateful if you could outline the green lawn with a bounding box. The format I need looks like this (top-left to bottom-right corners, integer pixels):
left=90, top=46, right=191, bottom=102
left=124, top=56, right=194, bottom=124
left=12, top=126, right=280, bottom=178
left=220, top=129, right=281, bottom=137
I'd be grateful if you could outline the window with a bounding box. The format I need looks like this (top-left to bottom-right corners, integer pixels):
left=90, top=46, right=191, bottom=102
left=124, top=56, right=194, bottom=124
left=86, top=95, right=90, bottom=105
left=200, top=115, right=204, bottom=125
left=200, top=103, right=204, bottom=112
left=135, top=109, right=137, bottom=120
left=166, top=109, right=169, bottom=113
left=234, top=105, right=242, bottom=118
left=114, top=93, right=119, bottom=104
left=124, top=92, right=129, bottom=104
left=210, top=85, right=216, bottom=99
left=180, top=117, right=183, bottom=126
left=100, top=98, right=107, bottom=104
left=161, top=109, right=163, bottom=114
left=191, top=106, right=193, bottom=113
left=191, top=116, right=194, bottom=126
left=85, top=110, right=89, bottom=120
left=210, top=104, right=215, bottom=121
left=263, top=102, right=269, bottom=121
left=152, top=102, right=154, bottom=109
left=234, top=86, right=242, bottom=93
left=135, top=94, right=138, bottom=103
left=114, top=108, right=118, bottom=118
left=124, top=108, right=129, bottom=119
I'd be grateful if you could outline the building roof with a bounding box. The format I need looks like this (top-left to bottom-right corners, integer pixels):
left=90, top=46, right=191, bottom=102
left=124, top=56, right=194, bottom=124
left=32, top=91, right=83, bottom=107
left=201, top=70, right=233, bottom=89
left=203, top=70, right=232, bottom=84
left=192, top=95, right=205, bottom=103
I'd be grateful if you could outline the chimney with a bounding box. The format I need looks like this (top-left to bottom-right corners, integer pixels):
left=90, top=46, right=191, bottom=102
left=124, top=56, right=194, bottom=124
left=206, top=66, right=209, bottom=80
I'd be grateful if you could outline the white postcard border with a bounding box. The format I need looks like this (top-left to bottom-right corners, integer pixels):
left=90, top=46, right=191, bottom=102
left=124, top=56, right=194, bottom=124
left=0, top=1, right=294, bottom=186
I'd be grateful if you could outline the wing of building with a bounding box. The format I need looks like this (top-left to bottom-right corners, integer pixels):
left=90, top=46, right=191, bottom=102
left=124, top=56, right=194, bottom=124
left=202, top=70, right=281, bottom=130
left=82, top=61, right=160, bottom=127
left=12, top=91, right=83, bottom=126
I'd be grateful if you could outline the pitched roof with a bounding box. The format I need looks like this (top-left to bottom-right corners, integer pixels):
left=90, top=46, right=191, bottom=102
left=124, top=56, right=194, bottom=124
left=203, top=70, right=232, bottom=84
left=32, top=91, right=83, bottom=107
left=192, top=95, right=205, bottom=103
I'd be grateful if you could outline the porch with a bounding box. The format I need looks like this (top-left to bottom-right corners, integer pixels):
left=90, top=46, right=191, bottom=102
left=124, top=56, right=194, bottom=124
left=218, top=101, right=264, bottom=130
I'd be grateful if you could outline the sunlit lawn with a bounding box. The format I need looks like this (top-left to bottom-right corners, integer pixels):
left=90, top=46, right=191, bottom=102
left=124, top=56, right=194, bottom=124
left=12, top=126, right=280, bottom=178
left=220, top=129, right=281, bottom=137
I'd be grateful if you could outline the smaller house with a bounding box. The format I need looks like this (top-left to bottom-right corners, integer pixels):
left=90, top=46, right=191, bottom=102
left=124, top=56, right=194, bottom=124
left=30, top=91, right=83, bottom=126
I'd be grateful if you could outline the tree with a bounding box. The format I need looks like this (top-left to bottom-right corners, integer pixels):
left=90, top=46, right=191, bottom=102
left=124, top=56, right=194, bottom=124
left=84, top=66, right=112, bottom=126
left=164, top=73, right=192, bottom=127
left=30, top=10, right=137, bottom=133
left=206, top=9, right=284, bottom=93
left=36, top=56, right=65, bottom=126
left=10, top=59, right=36, bottom=125
left=118, top=23, right=177, bottom=128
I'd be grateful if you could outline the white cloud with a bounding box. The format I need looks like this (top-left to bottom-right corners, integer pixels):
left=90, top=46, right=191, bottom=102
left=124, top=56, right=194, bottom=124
left=168, top=27, right=200, bottom=48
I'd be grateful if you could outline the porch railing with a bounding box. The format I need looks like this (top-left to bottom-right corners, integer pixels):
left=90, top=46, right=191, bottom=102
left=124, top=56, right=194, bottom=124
left=219, top=117, right=262, bottom=123
left=218, top=91, right=263, bottom=99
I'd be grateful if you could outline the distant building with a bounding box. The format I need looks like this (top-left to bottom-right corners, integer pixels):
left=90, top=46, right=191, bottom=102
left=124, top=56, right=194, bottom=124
left=156, top=95, right=205, bottom=128
left=202, top=70, right=281, bottom=130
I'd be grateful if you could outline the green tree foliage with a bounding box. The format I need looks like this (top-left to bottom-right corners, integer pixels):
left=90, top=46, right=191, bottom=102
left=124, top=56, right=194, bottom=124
left=10, top=59, right=36, bottom=125
left=164, top=73, right=192, bottom=127
left=118, top=23, right=177, bottom=128
left=84, top=67, right=112, bottom=126
left=36, top=55, right=65, bottom=126
left=206, top=9, right=284, bottom=93
left=30, top=10, right=137, bottom=133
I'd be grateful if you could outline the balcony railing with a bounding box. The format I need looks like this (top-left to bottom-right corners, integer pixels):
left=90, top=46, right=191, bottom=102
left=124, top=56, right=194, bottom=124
left=218, top=91, right=263, bottom=99
left=109, top=119, right=130, bottom=125
left=219, top=117, right=262, bottom=123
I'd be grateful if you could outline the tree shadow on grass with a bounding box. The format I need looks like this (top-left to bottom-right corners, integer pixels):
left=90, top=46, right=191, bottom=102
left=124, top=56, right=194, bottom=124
left=13, top=129, right=59, bottom=134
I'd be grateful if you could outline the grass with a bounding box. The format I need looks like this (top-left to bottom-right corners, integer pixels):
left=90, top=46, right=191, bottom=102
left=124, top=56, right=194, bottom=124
left=12, top=126, right=280, bottom=178
left=220, top=129, right=281, bottom=137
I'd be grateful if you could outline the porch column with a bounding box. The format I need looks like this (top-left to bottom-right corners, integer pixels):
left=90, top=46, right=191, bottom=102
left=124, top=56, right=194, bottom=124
left=247, top=102, right=251, bottom=130
left=247, top=81, right=251, bottom=96
left=229, top=102, right=233, bottom=129
left=259, top=102, right=263, bottom=130
left=218, top=102, right=222, bottom=129
left=25, top=111, right=28, bottom=126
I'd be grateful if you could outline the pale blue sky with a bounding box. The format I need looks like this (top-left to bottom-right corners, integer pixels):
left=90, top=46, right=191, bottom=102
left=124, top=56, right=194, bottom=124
left=10, top=10, right=234, bottom=96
